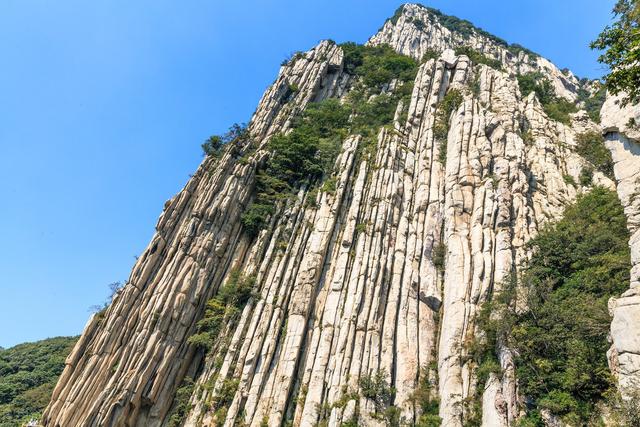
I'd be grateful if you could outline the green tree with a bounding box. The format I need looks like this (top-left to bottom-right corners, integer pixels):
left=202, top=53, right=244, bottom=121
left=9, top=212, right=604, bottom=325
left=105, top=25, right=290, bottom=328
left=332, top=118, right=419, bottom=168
left=0, top=337, right=77, bottom=426
left=591, top=0, right=640, bottom=105
left=475, top=187, right=630, bottom=425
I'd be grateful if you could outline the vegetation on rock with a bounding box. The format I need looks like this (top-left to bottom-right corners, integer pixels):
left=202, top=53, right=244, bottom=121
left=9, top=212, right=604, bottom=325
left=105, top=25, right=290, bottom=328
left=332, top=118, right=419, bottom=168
left=454, top=46, right=502, bottom=70
left=188, top=269, right=256, bottom=351
left=472, top=187, right=630, bottom=425
left=242, top=44, right=419, bottom=236
left=202, top=123, right=248, bottom=157
left=577, top=84, right=607, bottom=123
left=241, top=99, right=351, bottom=235
left=433, top=89, right=464, bottom=164
left=0, top=337, right=77, bottom=427
left=575, top=131, right=615, bottom=179
left=516, top=72, right=578, bottom=124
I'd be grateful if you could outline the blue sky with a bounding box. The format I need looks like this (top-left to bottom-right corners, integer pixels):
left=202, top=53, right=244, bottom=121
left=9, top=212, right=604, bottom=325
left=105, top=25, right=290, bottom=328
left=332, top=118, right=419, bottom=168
left=0, top=0, right=615, bottom=348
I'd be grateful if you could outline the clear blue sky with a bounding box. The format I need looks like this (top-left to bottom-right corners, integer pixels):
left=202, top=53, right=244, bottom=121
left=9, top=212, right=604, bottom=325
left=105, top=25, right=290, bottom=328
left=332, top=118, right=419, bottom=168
left=0, top=0, right=615, bottom=348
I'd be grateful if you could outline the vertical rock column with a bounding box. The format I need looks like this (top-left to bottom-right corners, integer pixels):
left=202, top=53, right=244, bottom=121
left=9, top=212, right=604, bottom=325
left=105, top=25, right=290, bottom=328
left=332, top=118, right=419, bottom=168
left=602, top=93, right=640, bottom=396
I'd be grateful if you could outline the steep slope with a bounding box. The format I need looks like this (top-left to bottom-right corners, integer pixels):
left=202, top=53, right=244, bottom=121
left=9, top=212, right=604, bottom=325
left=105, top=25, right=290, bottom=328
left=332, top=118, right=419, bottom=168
left=42, top=4, right=634, bottom=427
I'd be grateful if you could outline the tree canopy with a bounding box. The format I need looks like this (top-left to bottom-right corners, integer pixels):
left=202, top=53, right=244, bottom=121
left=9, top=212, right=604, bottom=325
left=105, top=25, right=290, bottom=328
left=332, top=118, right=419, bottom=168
left=592, top=0, right=640, bottom=105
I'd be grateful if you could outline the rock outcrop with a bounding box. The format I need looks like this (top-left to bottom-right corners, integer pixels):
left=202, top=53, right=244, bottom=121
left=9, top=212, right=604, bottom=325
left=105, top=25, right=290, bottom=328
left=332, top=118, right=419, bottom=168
left=43, top=4, right=631, bottom=427
left=603, top=92, right=640, bottom=398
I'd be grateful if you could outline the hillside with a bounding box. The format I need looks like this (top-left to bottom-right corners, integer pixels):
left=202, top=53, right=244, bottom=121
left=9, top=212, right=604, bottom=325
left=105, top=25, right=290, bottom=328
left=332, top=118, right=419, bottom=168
left=0, top=337, right=76, bottom=427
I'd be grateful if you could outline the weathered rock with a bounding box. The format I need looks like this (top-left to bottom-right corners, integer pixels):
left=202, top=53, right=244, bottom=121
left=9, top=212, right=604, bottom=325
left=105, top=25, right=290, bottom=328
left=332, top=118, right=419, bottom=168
left=43, top=4, right=627, bottom=427
left=602, top=91, right=640, bottom=399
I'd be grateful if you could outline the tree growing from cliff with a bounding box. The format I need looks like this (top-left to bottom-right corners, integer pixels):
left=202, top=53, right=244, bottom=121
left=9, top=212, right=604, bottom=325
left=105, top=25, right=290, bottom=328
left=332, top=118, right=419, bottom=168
left=475, top=187, right=631, bottom=425
left=592, top=0, right=640, bottom=105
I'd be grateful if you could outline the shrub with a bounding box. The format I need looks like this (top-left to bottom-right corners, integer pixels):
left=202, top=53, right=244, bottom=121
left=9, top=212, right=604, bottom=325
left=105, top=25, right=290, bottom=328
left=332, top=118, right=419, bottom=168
left=517, top=73, right=555, bottom=104
left=455, top=46, right=503, bottom=70
left=359, top=369, right=394, bottom=413
left=189, top=270, right=257, bottom=353
left=422, top=49, right=441, bottom=62
left=577, top=85, right=606, bottom=123
left=476, top=187, right=630, bottom=424
left=411, top=368, right=441, bottom=426
left=433, top=89, right=464, bottom=144
left=202, top=123, right=248, bottom=157
left=167, top=377, right=195, bottom=427
left=432, top=243, right=447, bottom=270
left=516, top=73, right=578, bottom=125
left=341, top=43, right=418, bottom=89
left=242, top=99, right=350, bottom=235
left=543, top=99, right=578, bottom=125
left=579, top=166, right=594, bottom=186
left=575, top=131, right=614, bottom=179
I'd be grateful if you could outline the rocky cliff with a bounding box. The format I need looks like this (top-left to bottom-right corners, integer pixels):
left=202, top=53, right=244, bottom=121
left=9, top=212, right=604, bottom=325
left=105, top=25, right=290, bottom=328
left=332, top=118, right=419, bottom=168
left=43, top=4, right=638, bottom=427
left=603, top=93, right=640, bottom=399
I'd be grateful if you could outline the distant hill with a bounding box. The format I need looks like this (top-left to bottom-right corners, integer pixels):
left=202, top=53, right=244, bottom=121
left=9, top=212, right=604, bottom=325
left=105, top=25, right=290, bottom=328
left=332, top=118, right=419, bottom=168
left=0, top=337, right=77, bottom=427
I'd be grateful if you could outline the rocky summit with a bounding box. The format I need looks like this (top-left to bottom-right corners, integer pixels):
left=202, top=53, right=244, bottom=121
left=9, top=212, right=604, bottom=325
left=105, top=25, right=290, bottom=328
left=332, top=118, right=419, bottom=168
left=41, top=4, right=640, bottom=427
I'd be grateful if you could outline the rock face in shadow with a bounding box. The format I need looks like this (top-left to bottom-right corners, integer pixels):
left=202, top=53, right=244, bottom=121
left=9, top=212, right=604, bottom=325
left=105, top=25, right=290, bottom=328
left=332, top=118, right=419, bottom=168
left=43, top=4, right=634, bottom=427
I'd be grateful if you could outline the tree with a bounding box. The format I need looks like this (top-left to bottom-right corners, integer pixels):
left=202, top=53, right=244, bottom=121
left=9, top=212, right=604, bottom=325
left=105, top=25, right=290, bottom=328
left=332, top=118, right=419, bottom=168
left=591, top=0, right=640, bottom=105
left=202, top=123, right=248, bottom=157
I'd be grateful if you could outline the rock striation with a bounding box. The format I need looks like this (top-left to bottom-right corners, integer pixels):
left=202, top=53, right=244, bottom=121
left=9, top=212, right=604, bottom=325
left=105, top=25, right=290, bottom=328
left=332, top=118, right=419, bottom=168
left=43, top=4, right=636, bottom=427
left=602, top=92, right=640, bottom=398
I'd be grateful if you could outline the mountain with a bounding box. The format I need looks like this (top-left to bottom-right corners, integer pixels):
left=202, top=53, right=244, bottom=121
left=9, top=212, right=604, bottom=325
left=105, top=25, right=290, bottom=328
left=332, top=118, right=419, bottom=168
left=40, top=4, right=640, bottom=427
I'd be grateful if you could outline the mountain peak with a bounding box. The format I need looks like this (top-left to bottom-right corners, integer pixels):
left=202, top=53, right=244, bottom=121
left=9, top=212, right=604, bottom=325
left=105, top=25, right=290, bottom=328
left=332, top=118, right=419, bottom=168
left=369, top=2, right=581, bottom=101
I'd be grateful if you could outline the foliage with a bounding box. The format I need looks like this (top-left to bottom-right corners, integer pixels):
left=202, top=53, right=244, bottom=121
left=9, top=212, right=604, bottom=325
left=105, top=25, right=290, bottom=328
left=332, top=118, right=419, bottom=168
left=454, top=46, right=502, bottom=70
left=476, top=187, right=630, bottom=425
left=575, top=131, right=615, bottom=179
left=543, top=99, right=579, bottom=125
left=421, top=49, right=441, bottom=63
left=0, top=337, right=77, bottom=427
left=188, top=270, right=256, bottom=351
left=89, top=281, right=124, bottom=316
left=433, top=89, right=464, bottom=157
left=359, top=369, right=395, bottom=414
left=432, top=243, right=447, bottom=271
left=606, top=390, right=640, bottom=426
left=241, top=99, right=350, bottom=235
left=167, top=377, right=195, bottom=427
left=577, top=84, right=607, bottom=123
left=517, top=73, right=555, bottom=105
left=591, top=0, right=640, bottom=105
left=516, top=73, right=578, bottom=124
left=209, top=378, right=239, bottom=423
left=243, top=44, right=419, bottom=235
left=202, top=123, right=248, bottom=157
left=421, top=6, right=508, bottom=47
left=411, top=368, right=441, bottom=426
left=341, top=43, right=418, bottom=89
left=579, top=166, right=594, bottom=186
left=508, top=43, right=539, bottom=60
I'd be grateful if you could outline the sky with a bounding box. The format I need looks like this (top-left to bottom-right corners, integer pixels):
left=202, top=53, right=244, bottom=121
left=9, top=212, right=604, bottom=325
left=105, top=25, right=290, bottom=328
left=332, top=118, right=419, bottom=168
left=0, top=0, right=616, bottom=348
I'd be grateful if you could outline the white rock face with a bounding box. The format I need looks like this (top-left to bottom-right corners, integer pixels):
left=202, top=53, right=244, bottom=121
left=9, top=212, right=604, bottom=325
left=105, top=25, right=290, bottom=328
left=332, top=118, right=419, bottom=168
left=43, top=4, right=623, bottom=427
left=602, top=92, right=640, bottom=398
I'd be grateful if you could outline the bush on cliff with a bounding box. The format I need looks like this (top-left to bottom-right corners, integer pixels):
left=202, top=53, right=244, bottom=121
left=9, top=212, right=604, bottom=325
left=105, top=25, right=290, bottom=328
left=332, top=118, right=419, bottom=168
left=474, top=187, right=630, bottom=425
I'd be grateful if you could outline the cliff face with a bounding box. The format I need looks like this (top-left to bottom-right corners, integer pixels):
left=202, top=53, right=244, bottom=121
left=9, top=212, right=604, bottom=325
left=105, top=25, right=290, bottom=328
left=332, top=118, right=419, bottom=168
left=602, top=93, right=640, bottom=398
left=43, top=4, right=637, bottom=427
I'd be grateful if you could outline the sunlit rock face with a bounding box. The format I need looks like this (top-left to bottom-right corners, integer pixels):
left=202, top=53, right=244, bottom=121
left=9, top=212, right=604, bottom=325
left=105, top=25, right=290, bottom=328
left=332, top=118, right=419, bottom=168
left=43, top=4, right=635, bottom=427
left=602, top=91, right=640, bottom=399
